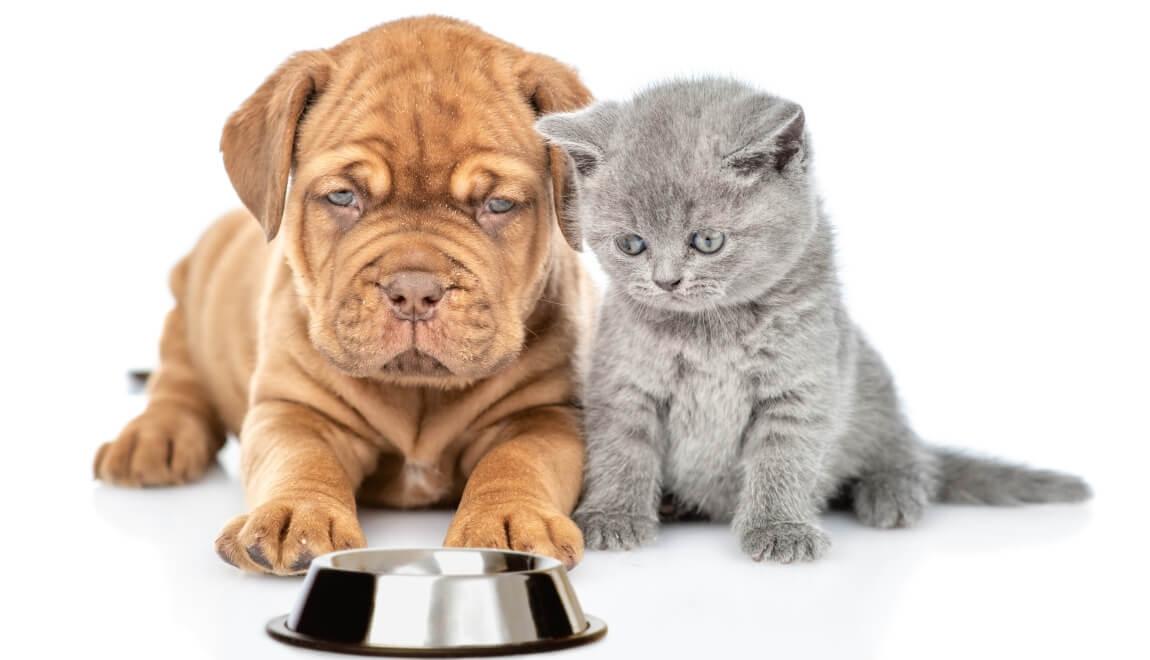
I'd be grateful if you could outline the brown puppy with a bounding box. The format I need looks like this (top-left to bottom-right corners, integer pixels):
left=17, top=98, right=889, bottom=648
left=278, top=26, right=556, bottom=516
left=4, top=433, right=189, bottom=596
left=92, top=16, right=596, bottom=574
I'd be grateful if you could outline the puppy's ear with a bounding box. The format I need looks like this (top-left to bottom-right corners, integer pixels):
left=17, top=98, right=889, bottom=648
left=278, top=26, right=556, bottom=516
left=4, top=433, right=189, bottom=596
left=220, top=50, right=334, bottom=241
left=723, top=97, right=806, bottom=177
left=515, top=53, right=593, bottom=252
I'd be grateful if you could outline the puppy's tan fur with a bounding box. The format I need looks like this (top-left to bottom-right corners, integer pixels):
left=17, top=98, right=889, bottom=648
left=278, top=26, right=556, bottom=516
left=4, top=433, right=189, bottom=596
left=93, top=16, right=595, bottom=574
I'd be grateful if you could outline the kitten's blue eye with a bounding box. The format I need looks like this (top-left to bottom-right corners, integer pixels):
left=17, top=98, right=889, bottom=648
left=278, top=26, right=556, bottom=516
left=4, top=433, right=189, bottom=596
left=486, top=198, right=516, bottom=214
left=690, top=229, right=725, bottom=254
left=326, top=190, right=356, bottom=207
left=615, top=234, right=647, bottom=256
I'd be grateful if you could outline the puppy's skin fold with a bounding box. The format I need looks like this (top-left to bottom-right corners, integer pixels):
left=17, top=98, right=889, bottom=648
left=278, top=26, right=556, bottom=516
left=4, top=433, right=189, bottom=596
left=93, top=16, right=596, bottom=574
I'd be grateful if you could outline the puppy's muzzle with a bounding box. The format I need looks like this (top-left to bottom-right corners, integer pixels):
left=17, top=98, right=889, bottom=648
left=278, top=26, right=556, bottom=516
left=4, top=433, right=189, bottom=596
left=380, top=270, right=445, bottom=322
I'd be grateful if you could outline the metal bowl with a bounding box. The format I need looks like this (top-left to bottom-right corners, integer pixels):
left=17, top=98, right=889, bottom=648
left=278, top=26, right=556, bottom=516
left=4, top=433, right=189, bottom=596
left=267, top=548, right=606, bottom=656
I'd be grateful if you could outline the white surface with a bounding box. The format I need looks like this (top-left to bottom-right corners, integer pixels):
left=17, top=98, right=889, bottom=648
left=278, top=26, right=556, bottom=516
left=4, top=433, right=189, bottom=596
left=2, top=1, right=1148, bottom=659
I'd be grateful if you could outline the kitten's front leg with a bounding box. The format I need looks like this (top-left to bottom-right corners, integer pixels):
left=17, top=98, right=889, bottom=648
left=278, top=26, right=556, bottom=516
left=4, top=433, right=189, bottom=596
left=732, top=396, right=832, bottom=563
left=574, top=385, right=663, bottom=551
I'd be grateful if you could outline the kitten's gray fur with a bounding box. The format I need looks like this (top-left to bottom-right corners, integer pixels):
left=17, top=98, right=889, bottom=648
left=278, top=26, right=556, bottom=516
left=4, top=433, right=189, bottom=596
left=536, top=78, right=1091, bottom=563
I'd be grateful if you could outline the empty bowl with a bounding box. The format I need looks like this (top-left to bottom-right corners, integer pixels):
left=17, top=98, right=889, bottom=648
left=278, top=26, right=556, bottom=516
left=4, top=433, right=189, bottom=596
left=266, top=548, right=607, bottom=656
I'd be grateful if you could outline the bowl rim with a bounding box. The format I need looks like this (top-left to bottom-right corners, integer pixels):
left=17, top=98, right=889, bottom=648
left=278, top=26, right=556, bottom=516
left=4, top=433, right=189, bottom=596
left=312, top=547, right=565, bottom=578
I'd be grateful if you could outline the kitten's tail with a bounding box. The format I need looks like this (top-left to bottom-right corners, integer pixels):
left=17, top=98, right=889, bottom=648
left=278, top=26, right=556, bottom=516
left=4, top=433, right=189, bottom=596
left=931, top=447, right=1092, bottom=505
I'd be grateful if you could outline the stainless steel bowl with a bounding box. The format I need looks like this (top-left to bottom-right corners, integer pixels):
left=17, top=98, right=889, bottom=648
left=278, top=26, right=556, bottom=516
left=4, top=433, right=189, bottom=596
left=267, top=548, right=606, bottom=656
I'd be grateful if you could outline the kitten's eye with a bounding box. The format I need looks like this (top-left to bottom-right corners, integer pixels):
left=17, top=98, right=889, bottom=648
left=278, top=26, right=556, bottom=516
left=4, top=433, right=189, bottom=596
left=690, top=229, right=725, bottom=254
left=326, top=190, right=357, bottom=207
left=615, top=234, right=647, bottom=256
left=485, top=198, right=516, bottom=214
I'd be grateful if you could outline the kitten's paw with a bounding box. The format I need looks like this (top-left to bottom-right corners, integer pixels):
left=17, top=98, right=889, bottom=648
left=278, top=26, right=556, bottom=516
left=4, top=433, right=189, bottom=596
left=852, top=472, right=931, bottom=529
left=741, top=522, right=830, bottom=563
left=574, top=510, right=658, bottom=551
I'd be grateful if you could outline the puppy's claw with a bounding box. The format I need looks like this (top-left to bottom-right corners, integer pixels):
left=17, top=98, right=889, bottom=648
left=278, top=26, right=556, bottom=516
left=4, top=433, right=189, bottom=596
left=246, top=544, right=273, bottom=570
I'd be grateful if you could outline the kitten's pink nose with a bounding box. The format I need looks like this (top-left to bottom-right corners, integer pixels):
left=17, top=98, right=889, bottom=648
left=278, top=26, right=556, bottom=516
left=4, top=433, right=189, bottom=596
left=654, top=277, right=682, bottom=292
left=382, top=271, right=444, bottom=321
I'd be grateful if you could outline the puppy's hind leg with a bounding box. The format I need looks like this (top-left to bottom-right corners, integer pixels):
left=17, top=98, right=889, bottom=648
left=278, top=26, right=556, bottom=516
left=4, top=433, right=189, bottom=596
left=94, top=258, right=225, bottom=486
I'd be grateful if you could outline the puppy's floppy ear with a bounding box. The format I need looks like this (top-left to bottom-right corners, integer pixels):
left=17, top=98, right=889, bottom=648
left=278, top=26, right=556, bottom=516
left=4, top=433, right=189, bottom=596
left=220, top=50, right=334, bottom=241
left=723, top=96, right=806, bottom=177
left=514, top=53, right=593, bottom=252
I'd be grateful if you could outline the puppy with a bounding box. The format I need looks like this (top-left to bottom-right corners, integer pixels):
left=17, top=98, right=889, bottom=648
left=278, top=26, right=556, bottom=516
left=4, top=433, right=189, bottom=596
left=93, top=16, right=596, bottom=574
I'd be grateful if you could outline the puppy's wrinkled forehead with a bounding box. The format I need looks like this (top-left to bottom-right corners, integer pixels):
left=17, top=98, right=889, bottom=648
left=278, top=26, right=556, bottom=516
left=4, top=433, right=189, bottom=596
left=295, top=49, right=545, bottom=201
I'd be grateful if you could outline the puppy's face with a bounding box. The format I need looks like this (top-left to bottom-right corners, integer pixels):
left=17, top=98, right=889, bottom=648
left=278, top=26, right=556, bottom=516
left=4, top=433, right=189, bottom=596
left=221, top=18, right=590, bottom=386
left=290, top=100, right=554, bottom=385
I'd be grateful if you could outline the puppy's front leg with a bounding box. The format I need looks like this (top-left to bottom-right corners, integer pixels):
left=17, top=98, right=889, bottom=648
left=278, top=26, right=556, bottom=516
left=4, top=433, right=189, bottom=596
left=444, top=406, right=585, bottom=568
left=215, top=401, right=377, bottom=575
left=732, top=394, right=832, bottom=563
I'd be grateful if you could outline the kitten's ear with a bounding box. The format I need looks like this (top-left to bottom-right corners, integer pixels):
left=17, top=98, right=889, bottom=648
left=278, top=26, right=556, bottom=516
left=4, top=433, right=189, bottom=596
left=724, top=98, right=807, bottom=177
left=535, top=102, right=621, bottom=178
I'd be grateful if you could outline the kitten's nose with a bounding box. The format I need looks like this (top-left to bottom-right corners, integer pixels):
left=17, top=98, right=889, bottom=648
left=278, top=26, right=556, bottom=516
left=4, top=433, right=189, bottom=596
left=654, top=277, right=682, bottom=292
left=381, top=271, right=444, bottom=321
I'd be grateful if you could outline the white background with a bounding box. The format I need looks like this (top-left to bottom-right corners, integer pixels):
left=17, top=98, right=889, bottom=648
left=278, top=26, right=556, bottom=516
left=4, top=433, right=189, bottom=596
left=1, top=1, right=1147, bottom=658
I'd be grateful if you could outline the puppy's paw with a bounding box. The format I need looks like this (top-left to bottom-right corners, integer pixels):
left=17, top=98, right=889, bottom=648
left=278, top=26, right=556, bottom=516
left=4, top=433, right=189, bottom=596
left=445, top=501, right=584, bottom=569
left=574, top=510, right=658, bottom=551
left=94, top=405, right=221, bottom=487
left=852, top=472, right=931, bottom=529
left=215, top=500, right=365, bottom=575
left=741, top=521, right=830, bottom=563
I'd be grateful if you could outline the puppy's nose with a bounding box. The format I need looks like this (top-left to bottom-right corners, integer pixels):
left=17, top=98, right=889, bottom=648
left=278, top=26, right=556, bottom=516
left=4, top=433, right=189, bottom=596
left=654, top=277, right=682, bottom=292
left=382, top=271, right=444, bottom=321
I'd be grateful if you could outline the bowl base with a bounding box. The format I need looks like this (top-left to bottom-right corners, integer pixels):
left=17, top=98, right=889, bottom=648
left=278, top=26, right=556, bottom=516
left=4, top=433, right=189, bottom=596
left=266, top=614, right=607, bottom=657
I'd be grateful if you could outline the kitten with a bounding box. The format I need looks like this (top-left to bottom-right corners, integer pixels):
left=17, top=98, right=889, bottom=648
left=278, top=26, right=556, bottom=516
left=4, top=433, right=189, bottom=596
left=535, top=78, right=1091, bottom=562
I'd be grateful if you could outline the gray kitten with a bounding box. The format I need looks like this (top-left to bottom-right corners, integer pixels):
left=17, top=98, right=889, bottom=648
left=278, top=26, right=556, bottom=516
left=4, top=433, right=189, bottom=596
left=535, top=78, right=1091, bottom=563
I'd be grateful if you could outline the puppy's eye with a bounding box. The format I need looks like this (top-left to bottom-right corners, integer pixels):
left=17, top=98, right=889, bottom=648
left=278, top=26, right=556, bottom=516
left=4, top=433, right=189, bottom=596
left=615, top=234, right=647, bottom=256
left=690, top=229, right=725, bottom=254
left=485, top=198, right=516, bottom=214
left=326, top=190, right=356, bottom=207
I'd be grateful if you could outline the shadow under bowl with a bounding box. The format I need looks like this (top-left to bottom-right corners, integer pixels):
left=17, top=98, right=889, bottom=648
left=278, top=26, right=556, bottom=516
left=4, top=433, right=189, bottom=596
left=267, top=547, right=606, bottom=657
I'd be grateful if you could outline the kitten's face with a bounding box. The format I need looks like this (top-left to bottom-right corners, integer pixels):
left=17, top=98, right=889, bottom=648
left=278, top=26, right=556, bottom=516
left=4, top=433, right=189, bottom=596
left=581, top=149, right=815, bottom=312
left=538, top=81, right=817, bottom=313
